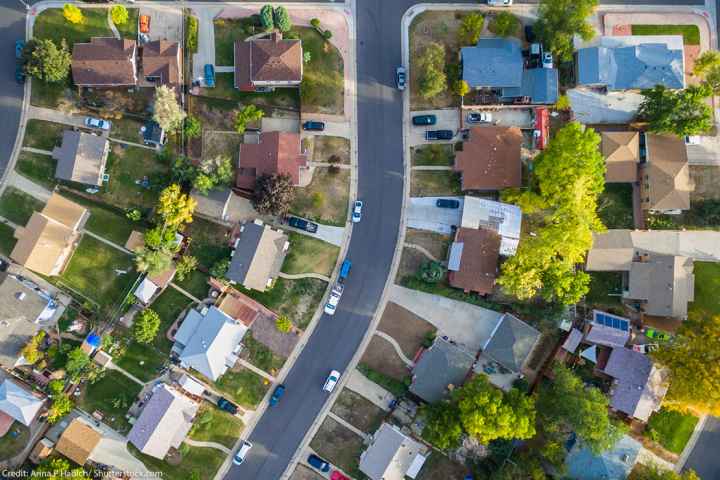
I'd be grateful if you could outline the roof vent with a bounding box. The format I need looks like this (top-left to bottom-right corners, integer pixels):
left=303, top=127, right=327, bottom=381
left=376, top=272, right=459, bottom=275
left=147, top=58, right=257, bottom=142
left=15, top=292, right=26, bottom=301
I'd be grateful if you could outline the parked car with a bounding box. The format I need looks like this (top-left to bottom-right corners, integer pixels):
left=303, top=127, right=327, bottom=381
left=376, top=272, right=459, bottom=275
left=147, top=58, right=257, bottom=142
left=487, top=0, right=512, bottom=5
left=269, top=384, right=286, bottom=406
left=324, top=283, right=344, bottom=316
left=645, top=329, right=672, bottom=341
left=339, top=259, right=352, bottom=281
left=85, top=117, right=111, bottom=130
left=232, top=441, right=252, bottom=465
left=287, top=216, right=319, bottom=233
left=632, top=343, right=658, bottom=354
left=396, top=66, right=406, bottom=90
left=331, top=472, right=350, bottom=480
left=425, top=130, right=454, bottom=141
left=412, top=114, right=436, bottom=126
left=436, top=198, right=460, bottom=209
left=15, top=40, right=24, bottom=60
left=542, top=51, right=553, bottom=69
left=467, top=112, right=493, bottom=124
left=352, top=200, right=363, bottom=223
left=139, top=15, right=151, bottom=34
left=308, top=454, right=331, bottom=473
left=685, top=135, right=701, bottom=145
left=15, top=65, right=25, bottom=84
left=323, top=370, right=341, bottom=393
left=217, top=397, right=238, bottom=415
left=303, top=120, right=326, bottom=132
left=204, top=64, right=215, bottom=88
left=524, top=25, right=536, bottom=43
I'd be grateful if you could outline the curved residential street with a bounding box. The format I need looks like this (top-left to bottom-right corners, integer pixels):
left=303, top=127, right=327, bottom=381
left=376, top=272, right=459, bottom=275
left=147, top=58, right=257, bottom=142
left=0, top=2, right=26, bottom=183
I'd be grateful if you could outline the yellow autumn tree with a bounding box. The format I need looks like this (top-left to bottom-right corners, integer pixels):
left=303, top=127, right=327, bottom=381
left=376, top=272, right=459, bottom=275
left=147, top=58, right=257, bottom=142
left=63, top=4, right=84, bottom=24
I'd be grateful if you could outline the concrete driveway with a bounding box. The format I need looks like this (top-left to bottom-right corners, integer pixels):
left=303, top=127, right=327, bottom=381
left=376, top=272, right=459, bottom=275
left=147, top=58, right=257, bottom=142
left=263, top=117, right=300, bottom=134
left=406, top=196, right=463, bottom=234
left=408, top=109, right=460, bottom=146
left=462, top=108, right=534, bottom=129
left=190, top=6, right=221, bottom=83
left=140, top=6, right=183, bottom=43
left=300, top=119, right=351, bottom=139
left=281, top=220, right=345, bottom=247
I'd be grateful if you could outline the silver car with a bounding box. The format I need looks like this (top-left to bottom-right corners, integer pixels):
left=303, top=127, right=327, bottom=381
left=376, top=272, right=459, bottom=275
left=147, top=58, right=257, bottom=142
left=85, top=117, right=111, bottom=131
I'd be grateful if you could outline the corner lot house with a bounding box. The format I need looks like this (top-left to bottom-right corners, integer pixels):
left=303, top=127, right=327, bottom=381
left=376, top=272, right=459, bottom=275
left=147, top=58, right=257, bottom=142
left=141, top=40, right=181, bottom=90
left=359, top=423, right=427, bottom=480
left=0, top=378, right=44, bottom=427
left=236, top=131, right=307, bottom=195
left=234, top=32, right=303, bottom=91
left=641, top=134, right=693, bottom=213
left=454, top=126, right=523, bottom=191
left=11, top=193, right=89, bottom=276
left=227, top=220, right=289, bottom=291
left=52, top=131, right=109, bottom=186
left=601, top=132, right=639, bottom=183
left=127, top=384, right=198, bottom=459
left=72, top=37, right=138, bottom=87
left=447, top=227, right=501, bottom=295
left=55, top=417, right=102, bottom=466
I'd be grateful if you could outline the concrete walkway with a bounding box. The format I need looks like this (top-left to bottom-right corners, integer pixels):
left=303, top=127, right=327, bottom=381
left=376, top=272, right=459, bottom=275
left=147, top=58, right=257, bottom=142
left=169, top=282, right=203, bottom=304
left=185, top=438, right=232, bottom=455
left=278, top=271, right=331, bottom=282
left=374, top=331, right=414, bottom=367
left=404, top=242, right=441, bottom=263
left=346, top=369, right=394, bottom=412
left=21, top=146, right=52, bottom=155
left=108, top=137, right=157, bottom=151
left=411, top=165, right=453, bottom=171
left=215, top=66, right=234, bottom=73
left=262, top=117, right=300, bottom=133
left=237, top=358, right=276, bottom=382
left=106, top=362, right=145, bottom=386
left=327, top=411, right=368, bottom=440
left=6, top=172, right=52, bottom=202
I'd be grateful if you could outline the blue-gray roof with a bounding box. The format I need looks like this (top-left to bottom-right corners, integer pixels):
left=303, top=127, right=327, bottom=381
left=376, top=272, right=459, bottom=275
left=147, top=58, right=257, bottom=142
left=481, top=313, right=540, bottom=372
left=227, top=222, right=264, bottom=285
left=577, top=44, right=684, bottom=90
left=461, top=38, right=523, bottom=88
left=501, top=68, right=559, bottom=104
left=566, top=435, right=641, bottom=480
left=409, top=338, right=474, bottom=403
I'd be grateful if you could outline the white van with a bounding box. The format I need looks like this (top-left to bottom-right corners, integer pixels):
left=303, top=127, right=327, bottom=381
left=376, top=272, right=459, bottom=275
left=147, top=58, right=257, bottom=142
left=233, top=440, right=253, bottom=465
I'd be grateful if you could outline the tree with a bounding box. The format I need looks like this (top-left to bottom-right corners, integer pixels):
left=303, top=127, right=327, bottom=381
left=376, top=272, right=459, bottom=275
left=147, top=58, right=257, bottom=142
left=458, top=13, right=484, bottom=45
left=694, top=50, right=720, bottom=78
left=304, top=51, right=312, bottom=64
left=143, top=226, right=179, bottom=252
left=195, top=155, right=234, bottom=194
left=260, top=5, right=274, bottom=31
left=23, top=39, right=72, bottom=83
left=65, top=348, right=91, bottom=380
left=153, top=85, right=186, bottom=131
left=234, top=104, right=264, bottom=134
left=37, top=458, right=91, bottom=480
left=652, top=314, right=720, bottom=415
left=273, top=6, right=292, bottom=33
left=417, top=43, right=447, bottom=99
left=184, top=115, right=202, bottom=139
left=310, top=18, right=321, bottom=29
left=63, top=4, right=83, bottom=24
left=126, top=208, right=142, bottom=222
left=210, top=259, right=230, bottom=279
left=638, top=84, right=713, bottom=137
left=417, top=261, right=444, bottom=284
left=537, top=364, right=624, bottom=454
left=47, top=394, right=73, bottom=424
left=276, top=315, right=292, bottom=333
left=48, top=379, right=65, bottom=396
left=21, top=330, right=45, bottom=364
left=322, top=30, right=333, bottom=40
left=421, top=401, right=464, bottom=449
left=489, top=12, right=521, bottom=37
left=157, top=184, right=196, bottom=229
left=111, top=5, right=129, bottom=25
left=534, top=0, right=597, bottom=62
left=252, top=173, right=295, bottom=216
left=454, top=79, right=470, bottom=97
left=555, top=94, right=571, bottom=111
left=135, top=246, right=174, bottom=276
left=133, top=309, right=161, bottom=344
left=175, top=255, right=198, bottom=282
left=186, top=15, right=199, bottom=53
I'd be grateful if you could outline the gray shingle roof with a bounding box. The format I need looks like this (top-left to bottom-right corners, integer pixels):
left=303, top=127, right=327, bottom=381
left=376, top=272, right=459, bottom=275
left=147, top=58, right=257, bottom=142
left=409, top=338, right=474, bottom=403
left=359, top=423, right=426, bottom=480
left=52, top=131, right=109, bottom=186
left=481, top=313, right=540, bottom=372
left=227, top=221, right=288, bottom=291
left=626, top=255, right=694, bottom=318
left=604, top=348, right=668, bottom=421
left=501, top=68, right=559, bottom=104
left=461, top=38, right=523, bottom=88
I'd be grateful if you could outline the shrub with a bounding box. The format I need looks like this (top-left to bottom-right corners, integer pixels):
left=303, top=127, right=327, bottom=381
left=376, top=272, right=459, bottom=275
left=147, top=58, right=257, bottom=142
left=184, top=115, right=202, bottom=139
left=310, top=18, right=321, bottom=29
left=417, top=261, right=444, bottom=284
left=303, top=51, right=312, bottom=64
left=489, top=12, right=521, bottom=37
left=458, top=13, right=484, bottom=45
left=63, top=4, right=83, bottom=24
left=260, top=5, right=274, bottom=31
left=276, top=315, right=292, bottom=333
left=273, top=6, right=292, bottom=33
left=186, top=16, right=199, bottom=53
left=132, top=309, right=161, bottom=344
left=311, top=192, right=325, bottom=209
left=111, top=5, right=129, bottom=26
left=555, top=94, right=571, bottom=111
left=322, top=30, right=333, bottom=40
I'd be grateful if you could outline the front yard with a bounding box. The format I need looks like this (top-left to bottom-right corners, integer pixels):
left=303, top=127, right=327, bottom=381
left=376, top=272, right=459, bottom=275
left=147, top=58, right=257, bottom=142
left=214, top=17, right=258, bottom=65
left=412, top=144, right=455, bottom=166
left=207, top=366, right=270, bottom=409
left=188, top=403, right=244, bottom=449
left=282, top=232, right=339, bottom=277
left=296, top=27, right=344, bottom=115
left=644, top=407, right=699, bottom=454
left=689, top=261, right=720, bottom=317
left=378, top=301, right=436, bottom=359
left=0, top=187, right=44, bottom=226
left=309, top=416, right=365, bottom=478
left=241, top=277, right=326, bottom=329
left=411, top=171, right=462, bottom=197
left=291, top=168, right=350, bottom=226
left=129, top=443, right=226, bottom=480
left=77, top=370, right=143, bottom=434
left=0, top=224, right=16, bottom=256
left=240, top=332, right=286, bottom=374
left=631, top=24, right=700, bottom=45
left=330, top=388, right=386, bottom=433
left=34, top=7, right=113, bottom=45
left=22, top=119, right=65, bottom=151
left=15, top=151, right=57, bottom=189
left=199, top=73, right=301, bottom=113
left=312, top=136, right=350, bottom=164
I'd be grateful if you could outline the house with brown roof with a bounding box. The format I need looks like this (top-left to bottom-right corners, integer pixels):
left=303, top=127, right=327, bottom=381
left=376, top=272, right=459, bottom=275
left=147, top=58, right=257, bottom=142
left=72, top=37, right=137, bottom=87
left=234, top=32, right=302, bottom=91
left=227, top=220, right=289, bottom=291
left=447, top=228, right=501, bottom=295
left=601, top=132, right=639, bottom=183
left=55, top=417, right=102, bottom=466
left=52, top=131, right=109, bottom=186
left=10, top=194, right=89, bottom=276
left=236, top=131, right=307, bottom=194
left=141, top=40, right=181, bottom=90
left=454, top=126, right=522, bottom=191
left=640, top=134, right=693, bottom=213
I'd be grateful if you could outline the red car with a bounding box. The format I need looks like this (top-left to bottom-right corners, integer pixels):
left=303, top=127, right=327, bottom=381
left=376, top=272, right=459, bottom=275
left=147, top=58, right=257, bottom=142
left=330, top=472, right=349, bottom=480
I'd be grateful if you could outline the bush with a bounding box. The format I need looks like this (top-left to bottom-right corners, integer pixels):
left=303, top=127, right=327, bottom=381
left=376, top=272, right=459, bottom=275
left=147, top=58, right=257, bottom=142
left=311, top=192, right=325, bottom=209
left=273, top=6, right=292, bottom=33
left=458, top=12, right=484, bottom=45
left=252, top=173, right=295, bottom=216
left=186, top=16, right=199, bottom=53
left=555, top=94, right=571, bottom=111
left=260, top=5, right=274, bottom=31
left=275, top=315, right=292, bottom=333
left=322, top=30, right=333, bottom=40
left=310, top=18, right=321, bottom=29
left=488, top=12, right=520, bottom=37
left=111, top=5, right=129, bottom=25
left=63, top=4, right=83, bottom=24
left=184, top=115, right=202, bottom=139
left=132, top=309, right=161, bottom=344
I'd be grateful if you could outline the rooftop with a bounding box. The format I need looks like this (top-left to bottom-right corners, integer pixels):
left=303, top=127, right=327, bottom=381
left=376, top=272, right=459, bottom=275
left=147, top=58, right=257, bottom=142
left=454, top=126, right=523, bottom=191
left=234, top=32, right=303, bottom=90
left=227, top=220, right=288, bottom=292
left=447, top=227, right=501, bottom=295
left=52, top=131, right=109, bottom=186
left=460, top=196, right=522, bottom=256
left=409, top=337, right=474, bottom=403
left=481, top=313, right=540, bottom=373
left=359, top=423, right=427, bottom=480
left=236, top=131, right=307, bottom=191
left=461, top=38, right=523, bottom=88
left=142, top=40, right=181, bottom=89
left=601, top=132, right=639, bottom=183
left=626, top=255, right=694, bottom=318
left=72, top=37, right=137, bottom=86
left=641, top=134, right=693, bottom=212
left=55, top=417, right=102, bottom=466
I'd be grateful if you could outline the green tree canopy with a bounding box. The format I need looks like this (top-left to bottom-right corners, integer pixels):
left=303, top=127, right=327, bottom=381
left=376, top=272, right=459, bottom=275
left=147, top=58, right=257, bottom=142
left=65, top=348, right=91, bottom=380
left=135, top=246, right=173, bottom=276
left=63, top=4, right=83, bottom=24
left=47, top=393, right=73, bottom=424
left=153, top=85, right=186, bottom=131
left=534, top=0, right=597, bottom=62
left=252, top=173, right=296, bottom=216
left=111, top=5, right=129, bottom=25
left=24, top=39, right=72, bottom=83
left=273, top=6, right=292, bottom=33
left=489, top=12, right=521, bottom=38
left=421, top=401, right=464, bottom=450
left=194, top=155, right=234, bottom=195
left=275, top=315, right=293, bottom=333
left=235, top=104, right=264, bottom=134
left=638, top=84, right=713, bottom=137
left=21, top=330, right=46, bottom=364
left=184, top=115, right=202, bottom=139
left=37, top=458, right=91, bottom=480
left=133, top=309, right=161, bottom=344
left=417, top=43, right=447, bottom=99
left=175, top=255, right=198, bottom=282
left=260, top=5, right=274, bottom=31
left=458, top=13, right=484, bottom=45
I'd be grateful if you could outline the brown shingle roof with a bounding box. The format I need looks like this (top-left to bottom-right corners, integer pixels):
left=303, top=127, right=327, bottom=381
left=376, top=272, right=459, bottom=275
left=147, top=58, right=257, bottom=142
left=236, top=132, right=306, bottom=191
left=217, top=289, right=276, bottom=327
left=454, top=126, right=522, bottom=191
left=602, top=132, right=639, bottom=183
left=447, top=228, right=501, bottom=294
left=142, top=40, right=181, bottom=89
left=56, top=418, right=102, bottom=466
left=641, top=134, right=693, bottom=211
left=234, top=33, right=302, bottom=90
left=72, top=37, right=137, bottom=87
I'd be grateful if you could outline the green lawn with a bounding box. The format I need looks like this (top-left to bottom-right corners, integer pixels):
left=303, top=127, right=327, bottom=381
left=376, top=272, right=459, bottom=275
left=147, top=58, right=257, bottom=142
left=0, top=187, right=45, bottom=225
left=57, top=190, right=141, bottom=245
left=631, top=24, right=700, bottom=45
left=34, top=8, right=113, bottom=45
left=645, top=408, right=699, bottom=454
left=15, top=151, right=57, bottom=189
left=598, top=183, right=634, bottom=229
left=59, top=235, right=137, bottom=306
left=412, top=144, right=455, bottom=166
left=174, top=270, right=210, bottom=300
left=115, top=336, right=168, bottom=382
left=23, top=119, right=66, bottom=151
left=291, top=168, right=350, bottom=226
left=282, top=232, right=339, bottom=277
left=585, top=271, right=624, bottom=308
left=96, top=144, right=167, bottom=210
left=188, top=404, right=244, bottom=449
left=411, top=171, right=462, bottom=197
left=357, top=363, right=409, bottom=397
left=78, top=370, right=142, bottom=434
left=199, top=73, right=300, bottom=112
left=30, top=77, right=78, bottom=109
left=241, top=332, right=286, bottom=374
left=689, top=261, right=720, bottom=317
left=214, top=17, right=259, bottom=65
left=110, top=116, right=145, bottom=144
left=0, top=423, right=29, bottom=460
left=184, top=218, right=231, bottom=269
left=296, top=27, right=344, bottom=115
left=213, top=367, right=270, bottom=409
left=237, top=277, right=326, bottom=329
left=0, top=224, right=17, bottom=256
left=129, top=442, right=226, bottom=480
left=116, top=8, right=139, bottom=40
left=150, top=287, right=193, bottom=354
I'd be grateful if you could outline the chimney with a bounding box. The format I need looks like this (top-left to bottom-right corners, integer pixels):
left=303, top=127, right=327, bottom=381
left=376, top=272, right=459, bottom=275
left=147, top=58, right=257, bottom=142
left=271, top=32, right=282, bottom=43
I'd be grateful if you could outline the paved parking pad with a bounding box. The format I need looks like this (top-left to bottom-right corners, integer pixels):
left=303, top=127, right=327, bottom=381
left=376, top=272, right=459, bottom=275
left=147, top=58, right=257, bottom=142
left=406, top=196, right=463, bottom=234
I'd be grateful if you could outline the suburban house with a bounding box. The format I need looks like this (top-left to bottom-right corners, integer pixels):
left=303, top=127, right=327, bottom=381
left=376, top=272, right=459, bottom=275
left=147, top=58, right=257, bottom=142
left=480, top=313, right=540, bottom=374
left=172, top=305, right=248, bottom=381
left=72, top=37, right=138, bottom=87
left=134, top=266, right=177, bottom=305
left=227, top=220, right=289, bottom=292
left=234, top=32, right=303, bottom=91
left=601, top=132, right=639, bottom=183
left=235, top=131, right=307, bottom=195
left=576, top=36, right=685, bottom=91
left=55, top=417, right=102, bottom=466
left=190, top=187, right=248, bottom=224
left=359, top=423, right=428, bottom=480
left=461, top=38, right=558, bottom=104
left=0, top=378, right=44, bottom=428
left=216, top=288, right=272, bottom=328
left=603, top=347, right=669, bottom=422
left=640, top=134, right=693, bottom=213
left=454, top=126, right=523, bottom=191
left=447, top=227, right=501, bottom=295
left=565, top=434, right=641, bottom=480
left=52, top=131, right=109, bottom=186
left=11, top=193, right=90, bottom=276
left=409, top=337, right=474, bottom=403
left=127, top=383, right=199, bottom=459
left=141, top=40, right=181, bottom=90
left=460, top=196, right=522, bottom=256
left=585, top=310, right=631, bottom=349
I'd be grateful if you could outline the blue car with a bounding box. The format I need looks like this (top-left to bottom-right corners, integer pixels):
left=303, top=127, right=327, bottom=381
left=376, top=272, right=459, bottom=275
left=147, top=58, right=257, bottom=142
left=308, top=454, right=330, bottom=473
left=339, top=259, right=352, bottom=280
left=269, top=384, right=285, bottom=406
left=204, top=64, right=215, bottom=88
left=15, top=40, right=24, bottom=60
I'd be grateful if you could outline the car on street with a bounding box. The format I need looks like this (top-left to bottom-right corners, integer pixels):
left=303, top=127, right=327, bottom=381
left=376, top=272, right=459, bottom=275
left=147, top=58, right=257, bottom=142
left=436, top=198, right=460, bottom=209
left=324, top=283, right=344, bottom=315
left=15, top=65, right=25, bottom=84
left=425, top=130, right=453, bottom=141
left=217, top=397, right=238, bottom=415
left=287, top=216, right=318, bottom=233
left=232, top=441, right=252, bottom=465
left=542, top=51, right=553, bottom=69
left=139, top=15, right=151, bottom=34
left=269, top=384, right=286, bottom=406
left=645, top=329, right=672, bottom=341
left=308, top=454, right=331, bottom=473
left=303, top=120, right=325, bottom=132
left=352, top=200, right=363, bottom=223
left=85, top=117, right=111, bottom=130
left=331, top=472, right=350, bottom=480
left=323, top=370, right=341, bottom=393
left=487, top=0, right=513, bottom=5
left=15, top=40, right=24, bottom=59
left=412, top=114, right=436, bottom=126
left=339, top=259, right=352, bottom=280
left=204, top=64, right=215, bottom=88
left=396, top=66, right=406, bottom=90
left=467, top=112, right=493, bottom=124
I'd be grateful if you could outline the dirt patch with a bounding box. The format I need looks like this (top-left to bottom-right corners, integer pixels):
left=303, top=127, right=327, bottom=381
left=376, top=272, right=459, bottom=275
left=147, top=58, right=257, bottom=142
left=291, top=168, right=350, bottom=226
left=416, top=452, right=471, bottom=480
left=378, top=302, right=436, bottom=360
left=312, top=136, right=350, bottom=165
left=405, top=228, right=452, bottom=260
left=396, top=247, right=427, bottom=283
left=203, top=130, right=243, bottom=164
left=411, top=171, right=462, bottom=197
left=290, top=465, right=325, bottom=480
left=249, top=310, right=300, bottom=358
left=360, top=336, right=411, bottom=380
left=690, top=166, right=720, bottom=201
left=331, top=389, right=386, bottom=434
left=189, top=96, right=238, bottom=131
left=309, top=416, right=365, bottom=478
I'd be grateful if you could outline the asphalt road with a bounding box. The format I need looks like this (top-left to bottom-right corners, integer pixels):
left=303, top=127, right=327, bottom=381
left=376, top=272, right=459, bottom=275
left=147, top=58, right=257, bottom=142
left=685, top=416, right=720, bottom=479
left=0, top=2, right=26, bottom=182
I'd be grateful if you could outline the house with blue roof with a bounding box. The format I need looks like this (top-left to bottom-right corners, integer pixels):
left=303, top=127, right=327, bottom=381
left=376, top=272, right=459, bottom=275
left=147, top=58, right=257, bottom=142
left=565, top=434, right=641, bottom=479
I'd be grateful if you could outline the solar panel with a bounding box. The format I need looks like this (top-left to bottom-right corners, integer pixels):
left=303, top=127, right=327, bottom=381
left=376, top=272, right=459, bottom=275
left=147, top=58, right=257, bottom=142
left=593, top=310, right=630, bottom=332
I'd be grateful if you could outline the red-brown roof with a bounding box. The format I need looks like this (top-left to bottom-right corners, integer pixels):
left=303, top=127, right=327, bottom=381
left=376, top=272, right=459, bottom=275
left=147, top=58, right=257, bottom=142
left=142, top=40, right=181, bottom=89
left=454, top=126, right=523, bottom=191
left=72, top=37, right=137, bottom=86
left=236, top=132, right=306, bottom=191
left=217, top=289, right=277, bottom=327
left=234, top=33, right=302, bottom=90
left=448, top=228, right=501, bottom=295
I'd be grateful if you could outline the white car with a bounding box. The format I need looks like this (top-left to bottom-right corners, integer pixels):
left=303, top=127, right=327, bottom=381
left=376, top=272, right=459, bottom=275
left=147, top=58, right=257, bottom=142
left=542, top=51, right=553, bottom=69
left=85, top=117, right=111, bottom=131
left=324, top=284, right=344, bottom=316
left=467, top=112, right=493, bottom=124
left=487, top=0, right=512, bottom=5
left=323, top=370, right=341, bottom=393
left=232, top=440, right=252, bottom=465
left=352, top=200, right=363, bottom=223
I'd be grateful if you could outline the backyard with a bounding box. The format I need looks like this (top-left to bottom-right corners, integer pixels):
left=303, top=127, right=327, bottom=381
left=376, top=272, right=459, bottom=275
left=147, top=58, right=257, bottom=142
left=584, top=271, right=624, bottom=310
left=130, top=442, right=226, bottom=480
left=309, top=416, right=365, bottom=478
left=174, top=270, right=210, bottom=300
left=295, top=27, right=344, bottom=115
left=183, top=218, right=231, bottom=270
left=644, top=408, right=699, bottom=454
left=188, top=403, right=244, bottom=449
left=97, top=144, right=168, bottom=210
left=416, top=452, right=471, bottom=480
left=598, top=183, right=634, bottom=229
left=77, top=370, right=143, bottom=434
left=0, top=187, right=44, bottom=226
left=688, top=261, right=720, bottom=317
left=150, top=287, right=194, bottom=354
left=282, top=232, right=339, bottom=277
left=114, top=333, right=169, bottom=383
left=291, top=168, right=350, bottom=226
left=57, top=189, right=142, bottom=245
left=411, top=171, right=462, bottom=197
